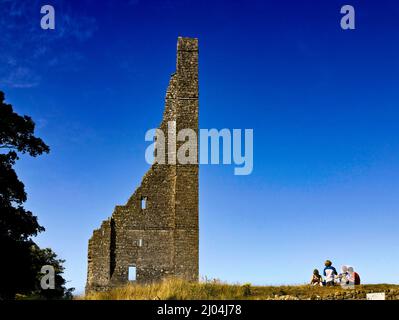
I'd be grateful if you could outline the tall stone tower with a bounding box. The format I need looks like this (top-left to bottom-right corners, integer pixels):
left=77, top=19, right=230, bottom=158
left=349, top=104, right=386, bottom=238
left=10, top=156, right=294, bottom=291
left=86, top=37, right=199, bottom=293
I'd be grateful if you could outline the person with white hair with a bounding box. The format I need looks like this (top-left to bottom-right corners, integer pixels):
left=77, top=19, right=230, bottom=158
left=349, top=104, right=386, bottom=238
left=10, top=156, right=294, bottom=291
left=347, top=266, right=361, bottom=285
left=337, top=265, right=350, bottom=285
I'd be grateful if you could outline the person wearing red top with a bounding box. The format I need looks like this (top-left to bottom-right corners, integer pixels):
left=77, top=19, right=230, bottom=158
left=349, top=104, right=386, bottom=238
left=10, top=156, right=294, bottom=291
left=348, top=266, right=361, bottom=285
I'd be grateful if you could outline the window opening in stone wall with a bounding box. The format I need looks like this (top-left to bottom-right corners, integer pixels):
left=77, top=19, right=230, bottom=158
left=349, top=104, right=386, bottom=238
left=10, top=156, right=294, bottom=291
left=128, top=266, right=136, bottom=281
left=154, top=136, right=158, bottom=158
left=141, top=197, right=147, bottom=209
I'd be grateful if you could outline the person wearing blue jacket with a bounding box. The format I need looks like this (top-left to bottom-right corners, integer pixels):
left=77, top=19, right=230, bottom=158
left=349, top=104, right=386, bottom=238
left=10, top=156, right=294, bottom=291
left=323, top=260, right=338, bottom=286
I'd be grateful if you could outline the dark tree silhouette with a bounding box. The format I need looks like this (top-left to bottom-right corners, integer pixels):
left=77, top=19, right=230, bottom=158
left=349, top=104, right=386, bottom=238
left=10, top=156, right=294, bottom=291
left=0, top=91, right=73, bottom=299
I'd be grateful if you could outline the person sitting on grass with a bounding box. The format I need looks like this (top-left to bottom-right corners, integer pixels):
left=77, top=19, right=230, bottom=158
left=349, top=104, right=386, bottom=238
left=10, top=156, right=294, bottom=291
left=347, top=266, right=361, bottom=285
left=323, top=260, right=338, bottom=286
left=310, top=269, right=324, bottom=286
left=337, top=265, right=349, bottom=285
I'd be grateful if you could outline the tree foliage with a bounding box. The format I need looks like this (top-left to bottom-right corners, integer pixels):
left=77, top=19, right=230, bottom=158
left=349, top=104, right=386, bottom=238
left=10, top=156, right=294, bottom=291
left=0, top=91, right=73, bottom=299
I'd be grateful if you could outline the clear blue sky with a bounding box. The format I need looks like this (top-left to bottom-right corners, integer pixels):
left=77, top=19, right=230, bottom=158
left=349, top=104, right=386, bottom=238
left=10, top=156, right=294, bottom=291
left=2, top=0, right=399, bottom=293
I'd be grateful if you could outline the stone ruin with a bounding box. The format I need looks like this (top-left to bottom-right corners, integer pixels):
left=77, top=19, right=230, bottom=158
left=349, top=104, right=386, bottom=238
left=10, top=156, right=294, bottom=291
left=86, top=37, right=199, bottom=293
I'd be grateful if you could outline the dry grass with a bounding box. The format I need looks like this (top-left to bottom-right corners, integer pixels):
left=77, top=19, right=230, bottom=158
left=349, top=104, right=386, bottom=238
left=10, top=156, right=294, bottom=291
left=85, top=278, right=248, bottom=300
left=83, top=278, right=399, bottom=300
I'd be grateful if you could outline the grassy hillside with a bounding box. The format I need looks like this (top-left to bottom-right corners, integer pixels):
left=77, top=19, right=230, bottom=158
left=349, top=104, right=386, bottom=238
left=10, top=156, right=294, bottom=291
left=84, top=278, right=399, bottom=300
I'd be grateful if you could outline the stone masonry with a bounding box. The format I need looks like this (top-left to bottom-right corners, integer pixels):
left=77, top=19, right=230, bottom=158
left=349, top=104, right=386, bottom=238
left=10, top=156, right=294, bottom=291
left=86, top=37, right=199, bottom=293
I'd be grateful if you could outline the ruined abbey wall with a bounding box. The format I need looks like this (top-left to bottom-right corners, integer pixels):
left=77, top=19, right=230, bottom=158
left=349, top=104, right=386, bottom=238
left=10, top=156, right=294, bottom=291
left=86, top=37, right=199, bottom=293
